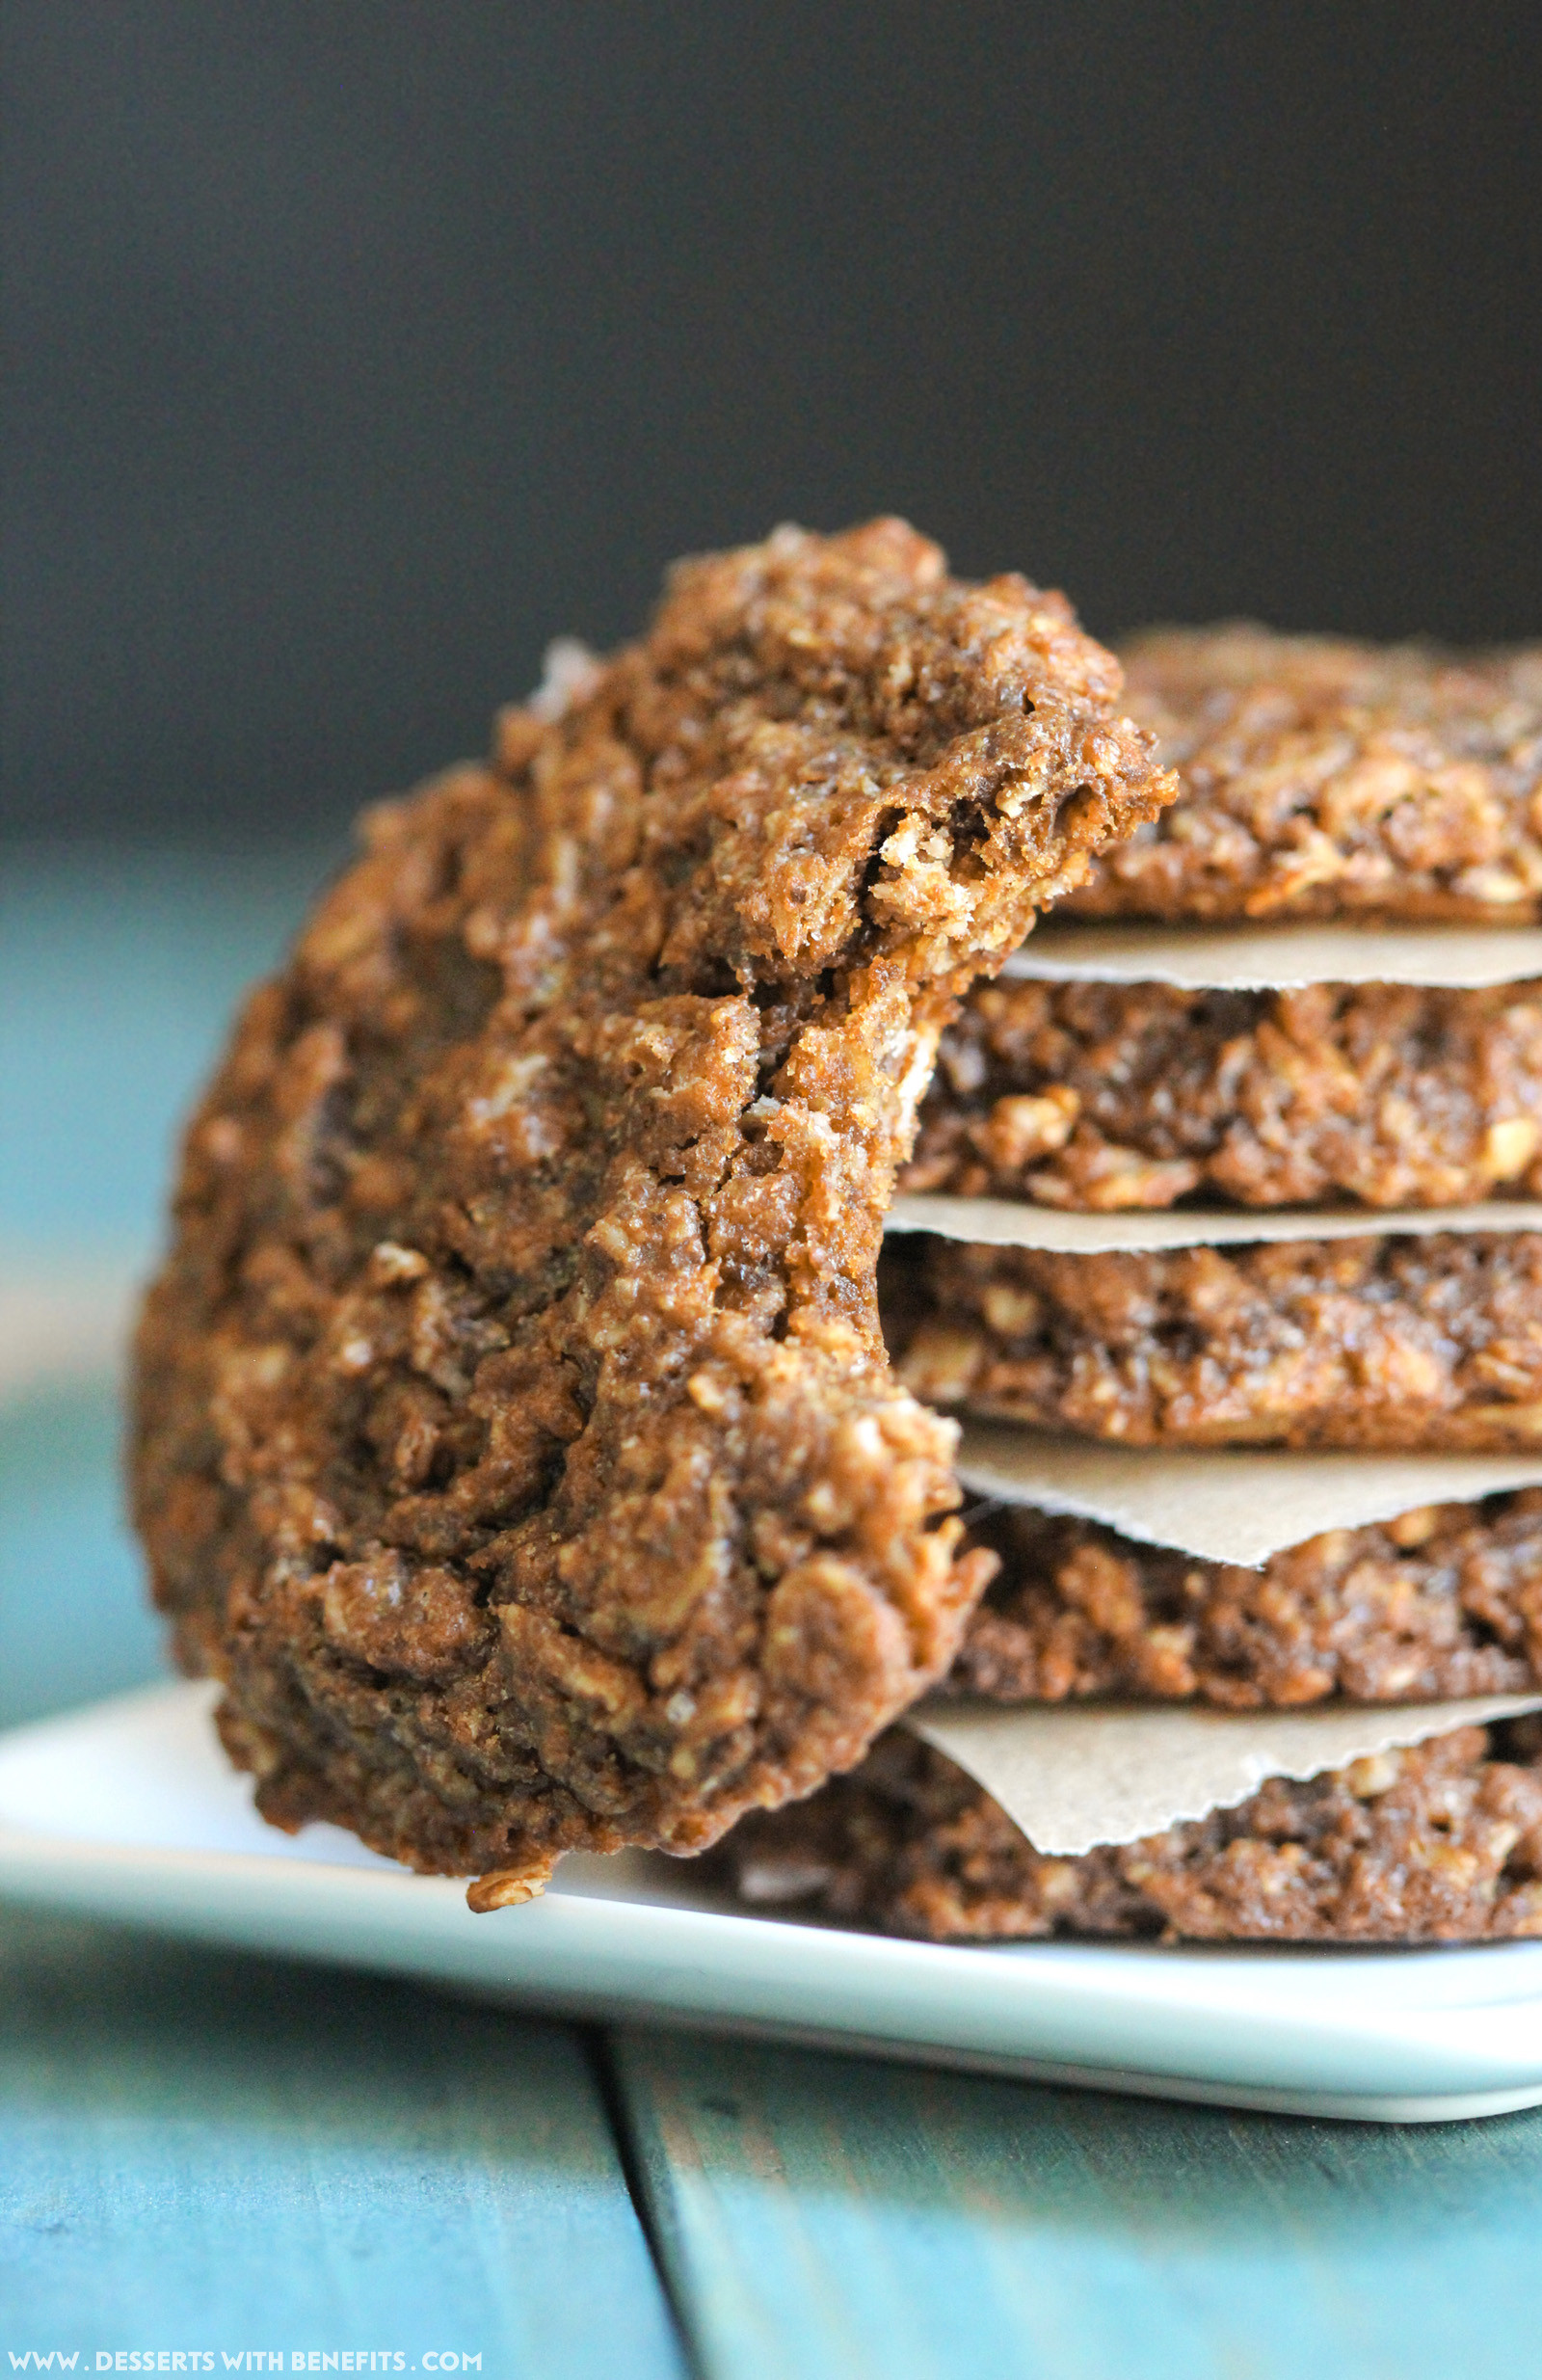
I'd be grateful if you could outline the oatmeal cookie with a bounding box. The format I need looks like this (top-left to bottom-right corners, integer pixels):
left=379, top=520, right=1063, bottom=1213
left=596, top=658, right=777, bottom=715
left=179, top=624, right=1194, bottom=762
left=724, top=1720, right=1542, bottom=1940
left=903, top=976, right=1542, bottom=1210
left=131, top=521, right=1173, bottom=1902
left=952, top=1495, right=1542, bottom=1707
left=1067, top=626, right=1542, bottom=923
left=885, top=1229, right=1542, bottom=1450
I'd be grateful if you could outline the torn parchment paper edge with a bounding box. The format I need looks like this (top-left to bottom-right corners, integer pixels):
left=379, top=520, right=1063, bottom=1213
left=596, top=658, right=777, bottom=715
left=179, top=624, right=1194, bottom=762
left=885, top=1192, right=1542, bottom=1254
left=906, top=1693, right=1542, bottom=1856
left=952, top=1424, right=1542, bottom=1566
left=1002, top=919, right=1542, bottom=990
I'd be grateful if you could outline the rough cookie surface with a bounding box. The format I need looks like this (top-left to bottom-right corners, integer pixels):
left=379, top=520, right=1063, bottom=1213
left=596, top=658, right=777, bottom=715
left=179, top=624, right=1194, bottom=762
left=1067, top=626, right=1542, bottom=923
left=723, top=1722, right=1542, bottom=1940
left=131, top=521, right=1172, bottom=1898
left=954, top=1495, right=1542, bottom=1706
left=903, top=977, right=1542, bottom=1210
left=884, top=1230, right=1542, bottom=1449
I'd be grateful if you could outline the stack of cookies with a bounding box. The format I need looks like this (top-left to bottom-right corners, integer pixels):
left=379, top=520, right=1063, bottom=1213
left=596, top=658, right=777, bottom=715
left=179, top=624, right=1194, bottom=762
left=130, top=530, right=1542, bottom=1943
left=728, top=628, right=1542, bottom=1939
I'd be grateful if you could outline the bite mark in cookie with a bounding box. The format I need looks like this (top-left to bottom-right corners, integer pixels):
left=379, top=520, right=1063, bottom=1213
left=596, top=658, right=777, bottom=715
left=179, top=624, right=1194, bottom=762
left=131, top=520, right=1174, bottom=1900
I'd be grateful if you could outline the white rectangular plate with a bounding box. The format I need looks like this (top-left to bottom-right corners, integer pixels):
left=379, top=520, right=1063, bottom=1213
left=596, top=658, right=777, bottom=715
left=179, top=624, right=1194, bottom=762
left=4, top=1682, right=1542, bottom=2126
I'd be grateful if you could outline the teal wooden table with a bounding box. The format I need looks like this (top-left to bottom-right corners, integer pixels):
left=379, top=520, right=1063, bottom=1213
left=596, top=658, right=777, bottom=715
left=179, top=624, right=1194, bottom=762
left=6, top=847, right=1542, bottom=2379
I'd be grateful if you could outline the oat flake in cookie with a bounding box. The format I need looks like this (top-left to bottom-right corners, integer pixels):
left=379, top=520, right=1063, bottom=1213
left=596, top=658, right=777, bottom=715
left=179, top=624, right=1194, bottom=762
left=131, top=521, right=1174, bottom=1906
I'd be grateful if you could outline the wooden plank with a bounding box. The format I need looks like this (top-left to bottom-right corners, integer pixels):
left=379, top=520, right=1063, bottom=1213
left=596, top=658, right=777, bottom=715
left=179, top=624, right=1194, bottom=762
left=0, top=1908, right=684, bottom=2374
left=610, top=2024, right=1542, bottom=2380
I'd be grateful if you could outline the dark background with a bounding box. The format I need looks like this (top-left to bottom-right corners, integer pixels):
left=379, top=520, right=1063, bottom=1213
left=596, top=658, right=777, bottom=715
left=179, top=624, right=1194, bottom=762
left=4, top=1, right=1540, bottom=842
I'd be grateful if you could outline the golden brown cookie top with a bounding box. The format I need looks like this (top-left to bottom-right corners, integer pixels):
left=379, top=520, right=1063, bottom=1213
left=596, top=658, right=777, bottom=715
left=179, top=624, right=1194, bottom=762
left=131, top=520, right=1173, bottom=1903
left=1069, top=624, right=1542, bottom=922
left=489, top=517, right=1167, bottom=993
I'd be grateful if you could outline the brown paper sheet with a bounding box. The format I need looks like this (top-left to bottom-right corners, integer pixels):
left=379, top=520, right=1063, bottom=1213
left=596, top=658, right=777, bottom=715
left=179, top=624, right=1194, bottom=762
left=886, top=1191, right=1542, bottom=1254
left=953, top=1422, right=1542, bottom=1564
left=1001, top=919, right=1542, bottom=990
left=906, top=1694, right=1542, bottom=1856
